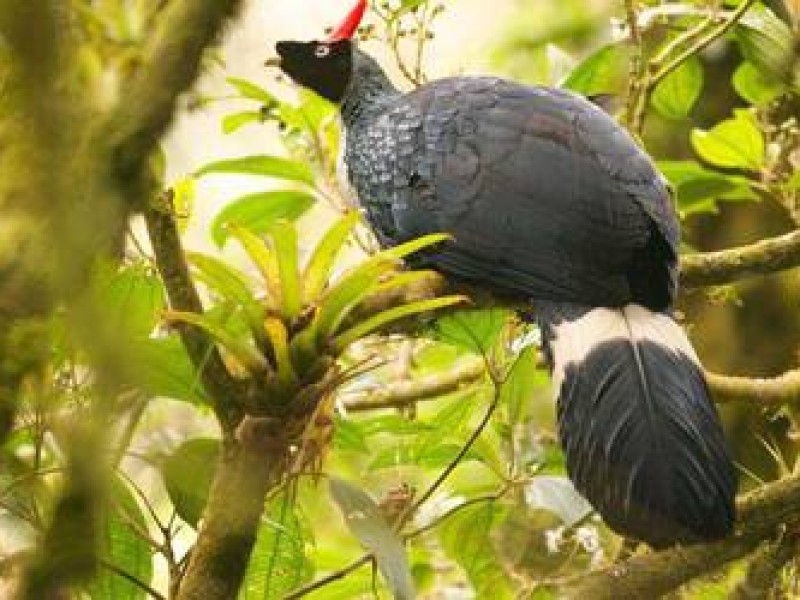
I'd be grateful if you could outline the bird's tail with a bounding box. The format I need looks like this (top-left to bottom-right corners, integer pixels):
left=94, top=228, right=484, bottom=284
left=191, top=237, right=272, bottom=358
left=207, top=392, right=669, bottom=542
left=537, top=301, right=737, bottom=548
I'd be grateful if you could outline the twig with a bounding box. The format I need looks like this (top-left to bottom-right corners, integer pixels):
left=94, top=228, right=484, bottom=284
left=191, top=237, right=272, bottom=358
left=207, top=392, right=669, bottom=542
left=283, top=554, right=373, bottom=599
left=707, top=369, right=800, bottom=406
left=680, top=230, right=800, bottom=288
left=728, top=531, right=800, bottom=600
left=340, top=358, right=486, bottom=412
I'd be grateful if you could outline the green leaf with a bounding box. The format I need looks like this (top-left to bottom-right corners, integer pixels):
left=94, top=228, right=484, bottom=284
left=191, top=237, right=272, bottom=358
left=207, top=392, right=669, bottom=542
left=241, top=494, right=314, bottom=599
left=439, top=503, right=514, bottom=598
left=379, top=232, right=451, bottom=261
left=229, top=225, right=282, bottom=309
left=96, top=262, right=165, bottom=337
left=164, top=310, right=267, bottom=373
left=735, top=5, right=794, bottom=83
left=562, top=43, right=630, bottom=95
left=500, top=346, right=540, bottom=424
left=329, top=478, right=415, bottom=600
left=651, top=55, right=703, bottom=120
left=223, top=111, right=263, bottom=134
left=525, top=476, right=593, bottom=527
left=91, top=478, right=153, bottom=600
left=432, top=308, right=511, bottom=355
left=333, top=417, right=370, bottom=452
left=128, top=336, right=208, bottom=404
left=658, top=160, right=758, bottom=216
left=333, top=295, right=468, bottom=351
left=195, top=155, right=314, bottom=186
left=268, top=221, right=302, bottom=320
left=162, top=438, right=221, bottom=528
left=303, top=212, right=360, bottom=303
left=732, top=61, right=785, bottom=105
left=188, top=252, right=264, bottom=328
left=211, top=190, right=315, bottom=247
left=226, top=76, right=278, bottom=105
left=690, top=110, right=765, bottom=171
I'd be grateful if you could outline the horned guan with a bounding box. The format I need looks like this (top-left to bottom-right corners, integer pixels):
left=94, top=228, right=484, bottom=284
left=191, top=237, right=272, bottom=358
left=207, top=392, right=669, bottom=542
left=274, top=0, right=736, bottom=548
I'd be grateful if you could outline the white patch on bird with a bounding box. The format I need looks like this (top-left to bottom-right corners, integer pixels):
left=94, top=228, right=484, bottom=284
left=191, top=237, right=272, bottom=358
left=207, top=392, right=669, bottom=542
left=549, top=304, right=700, bottom=394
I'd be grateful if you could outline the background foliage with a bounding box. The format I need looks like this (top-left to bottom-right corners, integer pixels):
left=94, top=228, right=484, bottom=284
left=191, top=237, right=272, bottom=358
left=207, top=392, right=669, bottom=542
left=0, top=0, right=798, bottom=598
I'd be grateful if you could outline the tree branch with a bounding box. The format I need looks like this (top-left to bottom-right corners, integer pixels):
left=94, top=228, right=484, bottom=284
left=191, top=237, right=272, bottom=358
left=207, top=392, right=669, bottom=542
left=340, top=358, right=486, bottom=412
left=707, top=369, right=800, bottom=406
left=728, top=532, right=799, bottom=600
left=680, top=230, right=800, bottom=287
left=564, top=473, right=800, bottom=598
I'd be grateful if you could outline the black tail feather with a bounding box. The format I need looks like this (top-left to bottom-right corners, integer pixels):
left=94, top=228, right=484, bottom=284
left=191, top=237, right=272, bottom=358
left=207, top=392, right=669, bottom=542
left=538, top=302, right=736, bottom=548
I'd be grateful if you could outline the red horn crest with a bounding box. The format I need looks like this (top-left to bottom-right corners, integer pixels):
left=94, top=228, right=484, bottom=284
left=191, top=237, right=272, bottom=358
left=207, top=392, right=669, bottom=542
left=328, top=0, right=367, bottom=41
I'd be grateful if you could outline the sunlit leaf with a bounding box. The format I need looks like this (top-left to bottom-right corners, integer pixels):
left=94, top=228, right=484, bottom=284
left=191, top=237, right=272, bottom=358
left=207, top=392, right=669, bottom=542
left=524, top=476, right=593, bottom=527
left=195, top=155, right=314, bottom=186
left=690, top=110, right=765, bottom=171
left=651, top=55, right=703, bottom=120
left=91, top=478, right=153, bottom=600
left=439, top=503, right=514, bottom=598
left=658, top=160, right=759, bottom=216
left=226, top=76, right=279, bottom=105
left=735, top=5, right=795, bottom=83
left=329, top=478, right=415, bottom=600
left=268, top=221, right=302, bottom=320
left=162, top=438, right=220, bottom=528
left=303, top=212, right=360, bottom=303
left=172, top=176, right=196, bottom=232
left=211, top=190, right=315, bottom=247
left=188, top=252, right=264, bottom=329
left=500, top=346, right=540, bottom=424
left=263, top=317, right=297, bottom=387
left=732, top=61, right=785, bottom=105
left=228, top=225, right=282, bottom=309
left=562, top=43, right=630, bottom=95
left=128, top=336, right=208, bottom=404
left=97, top=262, right=165, bottom=337
left=164, top=310, right=267, bottom=373
left=241, top=494, right=314, bottom=599
left=223, top=111, right=263, bottom=134
left=432, top=308, right=511, bottom=355
left=333, top=296, right=468, bottom=351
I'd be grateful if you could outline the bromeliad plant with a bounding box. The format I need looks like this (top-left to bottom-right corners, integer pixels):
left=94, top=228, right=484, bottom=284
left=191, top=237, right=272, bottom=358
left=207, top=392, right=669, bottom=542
left=165, top=213, right=465, bottom=457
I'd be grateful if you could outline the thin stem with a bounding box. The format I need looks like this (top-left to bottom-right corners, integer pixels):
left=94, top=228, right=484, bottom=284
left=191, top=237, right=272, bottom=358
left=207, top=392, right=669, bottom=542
left=99, top=558, right=167, bottom=600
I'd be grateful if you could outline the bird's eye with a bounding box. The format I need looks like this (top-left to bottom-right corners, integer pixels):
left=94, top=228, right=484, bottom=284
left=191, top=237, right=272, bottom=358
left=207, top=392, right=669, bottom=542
left=314, top=45, right=331, bottom=58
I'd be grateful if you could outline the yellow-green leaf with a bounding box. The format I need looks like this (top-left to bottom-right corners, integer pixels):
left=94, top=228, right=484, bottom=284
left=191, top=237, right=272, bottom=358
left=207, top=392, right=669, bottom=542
left=268, top=221, right=302, bottom=320
left=303, top=212, right=360, bottom=303
left=690, top=110, right=764, bottom=171
left=651, top=55, right=703, bottom=120
left=228, top=225, right=281, bottom=310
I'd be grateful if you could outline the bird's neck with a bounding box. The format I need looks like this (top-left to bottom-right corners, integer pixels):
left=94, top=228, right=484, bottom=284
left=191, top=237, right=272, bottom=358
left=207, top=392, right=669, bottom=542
left=341, top=69, right=399, bottom=128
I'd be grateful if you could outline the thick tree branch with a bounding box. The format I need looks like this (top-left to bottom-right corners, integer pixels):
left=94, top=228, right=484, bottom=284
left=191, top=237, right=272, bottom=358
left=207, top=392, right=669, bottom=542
left=728, top=532, right=799, bottom=600
left=680, top=230, right=800, bottom=288
left=707, top=369, right=800, bottom=406
left=564, top=474, right=800, bottom=598
left=144, top=203, right=245, bottom=430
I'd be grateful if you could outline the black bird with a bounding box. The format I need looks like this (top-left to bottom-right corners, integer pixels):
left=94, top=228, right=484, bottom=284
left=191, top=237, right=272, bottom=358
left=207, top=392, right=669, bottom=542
left=274, top=0, right=736, bottom=548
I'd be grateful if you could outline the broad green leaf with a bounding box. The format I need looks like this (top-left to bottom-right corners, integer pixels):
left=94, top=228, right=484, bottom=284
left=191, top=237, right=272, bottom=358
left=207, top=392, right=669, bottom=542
left=90, top=478, right=153, bottom=600
left=263, top=317, right=297, bottom=387
left=223, top=111, right=262, bottom=134
left=433, top=308, right=511, bottom=355
left=329, top=478, right=415, bottom=600
left=369, top=444, right=482, bottom=470
left=439, top=503, right=514, bottom=598
left=268, top=221, right=302, bottom=320
left=297, top=89, right=336, bottom=131
left=303, top=212, right=360, bottom=303
left=241, top=494, right=313, bottom=599
left=732, top=61, right=785, bottom=105
left=211, top=190, right=315, bottom=247
left=333, top=296, right=468, bottom=351
left=524, top=476, right=593, bottom=527
left=651, top=55, right=703, bottom=120
left=562, top=43, right=630, bottom=95
left=96, top=262, right=165, bottom=337
left=128, top=336, right=207, bottom=404
left=188, top=252, right=264, bottom=329
left=735, top=5, right=794, bottom=83
left=164, top=310, right=267, bottom=373
left=226, top=76, right=278, bottom=105
left=333, top=417, right=370, bottom=452
left=658, top=160, right=758, bottom=216
left=500, top=346, right=540, bottom=424
left=690, top=110, right=765, bottom=171
left=229, top=225, right=282, bottom=308
left=195, top=155, right=314, bottom=186
left=162, top=438, right=221, bottom=528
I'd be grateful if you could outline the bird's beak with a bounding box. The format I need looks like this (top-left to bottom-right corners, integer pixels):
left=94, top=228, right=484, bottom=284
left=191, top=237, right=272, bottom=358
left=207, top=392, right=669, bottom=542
left=264, top=56, right=282, bottom=68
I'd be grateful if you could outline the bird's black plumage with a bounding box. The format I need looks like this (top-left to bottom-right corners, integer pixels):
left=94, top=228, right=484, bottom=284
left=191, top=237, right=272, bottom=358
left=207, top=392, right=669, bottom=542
left=275, top=31, right=737, bottom=547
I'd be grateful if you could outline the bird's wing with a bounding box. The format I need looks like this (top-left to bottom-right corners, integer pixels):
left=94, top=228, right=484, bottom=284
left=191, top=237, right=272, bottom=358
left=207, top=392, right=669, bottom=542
left=382, top=78, right=678, bottom=307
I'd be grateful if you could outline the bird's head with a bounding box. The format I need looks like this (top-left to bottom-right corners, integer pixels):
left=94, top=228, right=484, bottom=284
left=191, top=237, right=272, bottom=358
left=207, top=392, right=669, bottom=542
left=272, top=0, right=367, bottom=103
